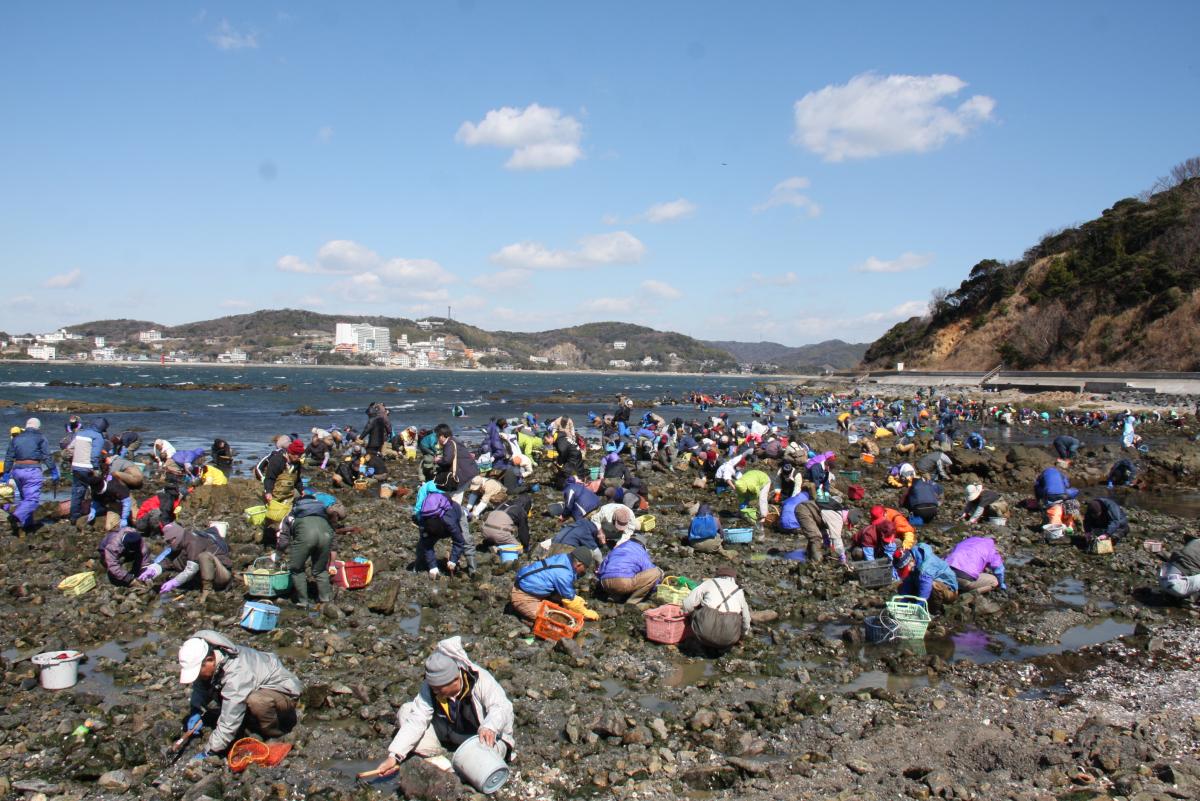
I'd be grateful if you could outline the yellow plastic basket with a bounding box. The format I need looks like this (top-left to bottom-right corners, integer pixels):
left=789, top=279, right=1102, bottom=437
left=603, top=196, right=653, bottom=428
left=58, top=572, right=96, bottom=597
left=637, top=514, right=656, bottom=532
left=243, top=505, right=268, bottom=526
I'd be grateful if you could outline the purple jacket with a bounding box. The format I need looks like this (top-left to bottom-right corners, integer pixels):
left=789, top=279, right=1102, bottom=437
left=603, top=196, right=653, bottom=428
left=99, top=528, right=150, bottom=584
left=596, top=538, right=657, bottom=581
left=944, top=537, right=1004, bottom=580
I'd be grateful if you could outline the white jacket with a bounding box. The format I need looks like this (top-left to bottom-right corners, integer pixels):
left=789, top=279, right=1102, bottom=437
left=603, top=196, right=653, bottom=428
left=681, top=577, right=752, bottom=635
left=387, top=636, right=514, bottom=757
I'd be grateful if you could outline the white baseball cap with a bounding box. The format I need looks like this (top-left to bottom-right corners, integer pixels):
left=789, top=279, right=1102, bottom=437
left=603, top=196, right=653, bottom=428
left=178, top=638, right=209, bottom=684
left=965, top=484, right=983, bottom=501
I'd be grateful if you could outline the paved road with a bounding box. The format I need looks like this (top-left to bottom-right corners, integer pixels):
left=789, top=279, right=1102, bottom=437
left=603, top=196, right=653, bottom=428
left=824, top=370, right=1200, bottom=396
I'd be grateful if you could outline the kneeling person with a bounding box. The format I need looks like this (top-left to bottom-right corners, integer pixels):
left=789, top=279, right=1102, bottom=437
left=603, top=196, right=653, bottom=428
left=178, top=630, right=302, bottom=760
left=596, top=535, right=663, bottom=605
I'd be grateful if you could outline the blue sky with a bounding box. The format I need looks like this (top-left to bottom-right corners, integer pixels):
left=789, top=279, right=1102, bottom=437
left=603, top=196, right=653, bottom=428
left=2, top=1, right=1198, bottom=345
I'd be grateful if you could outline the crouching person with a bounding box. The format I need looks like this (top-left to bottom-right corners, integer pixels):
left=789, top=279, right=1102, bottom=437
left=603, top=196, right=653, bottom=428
left=899, top=543, right=960, bottom=610
left=98, top=527, right=151, bottom=586
left=510, top=547, right=598, bottom=624
left=681, top=566, right=752, bottom=652
left=150, top=523, right=234, bottom=601
left=596, top=535, right=663, bottom=605
left=177, top=630, right=302, bottom=761
left=372, top=637, right=514, bottom=783
left=1160, top=534, right=1200, bottom=603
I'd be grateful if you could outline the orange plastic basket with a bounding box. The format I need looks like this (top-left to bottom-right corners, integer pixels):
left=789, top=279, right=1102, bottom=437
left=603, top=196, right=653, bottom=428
left=531, top=600, right=584, bottom=641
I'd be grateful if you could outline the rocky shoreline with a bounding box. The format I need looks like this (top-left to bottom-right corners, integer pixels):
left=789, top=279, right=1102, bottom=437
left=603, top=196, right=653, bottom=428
left=1, top=392, right=1198, bottom=801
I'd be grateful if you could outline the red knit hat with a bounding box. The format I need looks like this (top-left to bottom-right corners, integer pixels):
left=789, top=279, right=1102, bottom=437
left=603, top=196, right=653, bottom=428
left=287, top=440, right=305, bottom=455
left=869, top=505, right=885, bottom=522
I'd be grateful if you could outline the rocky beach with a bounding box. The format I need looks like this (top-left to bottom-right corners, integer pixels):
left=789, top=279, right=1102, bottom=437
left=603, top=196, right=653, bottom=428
left=1, top=384, right=1199, bottom=801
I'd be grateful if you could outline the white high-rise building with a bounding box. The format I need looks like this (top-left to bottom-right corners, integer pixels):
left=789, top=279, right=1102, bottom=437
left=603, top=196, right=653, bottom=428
left=334, top=323, right=356, bottom=347
left=354, top=325, right=390, bottom=354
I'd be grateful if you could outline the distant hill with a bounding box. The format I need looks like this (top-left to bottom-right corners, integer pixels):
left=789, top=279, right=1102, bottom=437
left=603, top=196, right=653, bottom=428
left=706, top=339, right=868, bottom=371
left=64, top=311, right=738, bottom=372
left=864, top=162, right=1200, bottom=371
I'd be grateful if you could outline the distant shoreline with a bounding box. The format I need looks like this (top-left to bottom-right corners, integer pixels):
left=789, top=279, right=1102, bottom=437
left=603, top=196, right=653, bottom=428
left=0, top=358, right=826, bottom=382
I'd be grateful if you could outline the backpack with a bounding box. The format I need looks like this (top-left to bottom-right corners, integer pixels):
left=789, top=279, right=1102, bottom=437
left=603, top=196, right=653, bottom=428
left=690, top=581, right=744, bottom=648
left=420, top=492, right=454, bottom=519
left=688, top=515, right=719, bottom=542
left=194, top=527, right=231, bottom=557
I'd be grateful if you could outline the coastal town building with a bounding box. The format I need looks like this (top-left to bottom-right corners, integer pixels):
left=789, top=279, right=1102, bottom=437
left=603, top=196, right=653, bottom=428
left=217, top=348, right=248, bottom=363
left=138, top=329, right=162, bottom=343
left=27, top=344, right=56, bottom=360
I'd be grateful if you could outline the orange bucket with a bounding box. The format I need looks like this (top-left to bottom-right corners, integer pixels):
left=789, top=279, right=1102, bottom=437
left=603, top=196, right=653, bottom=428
left=860, top=453, right=876, bottom=464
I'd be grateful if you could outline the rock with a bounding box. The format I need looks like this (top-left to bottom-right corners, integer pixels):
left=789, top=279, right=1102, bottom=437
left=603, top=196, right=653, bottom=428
left=593, top=712, right=628, bottom=738
left=847, top=759, right=872, bottom=775
left=727, top=756, right=770, bottom=775
left=97, top=769, right=132, bottom=792
left=367, top=582, right=401, bottom=615
left=690, top=708, right=717, bottom=732
left=622, top=726, right=653, bottom=745
left=12, top=779, right=60, bottom=794
left=750, top=610, right=778, bottom=624
left=651, top=718, right=669, bottom=740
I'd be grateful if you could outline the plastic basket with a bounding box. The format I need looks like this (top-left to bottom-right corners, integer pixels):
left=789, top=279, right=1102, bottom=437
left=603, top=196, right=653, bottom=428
left=724, top=527, right=753, bottom=544
left=58, top=572, right=96, bottom=597
left=353, top=479, right=370, bottom=492
left=243, top=505, right=268, bottom=526
left=1143, top=540, right=1163, bottom=553
left=243, top=557, right=290, bottom=597
left=531, top=601, right=584, bottom=642
left=842, top=470, right=862, bottom=482
left=227, top=737, right=293, bottom=773
left=884, top=595, right=931, bottom=639
left=637, top=514, right=656, bottom=532
left=653, top=576, right=697, bottom=606
left=240, top=601, right=280, bottom=632
left=331, top=559, right=374, bottom=589
left=864, top=614, right=897, bottom=643
left=860, top=453, right=876, bottom=464
left=588, top=466, right=602, bottom=480
left=852, top=558, right=894, bottom=588
left=644, top=604, right=688, bottom=644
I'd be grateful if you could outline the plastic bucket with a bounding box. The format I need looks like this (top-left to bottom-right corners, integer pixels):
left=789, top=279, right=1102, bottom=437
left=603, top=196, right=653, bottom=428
left=451, top=735, right=509, bottom=794
left=240, top=601, right=280, bottom=632
left=33, top=650, right=83, bottom=690
left=496, top=544, right=521, bottom=563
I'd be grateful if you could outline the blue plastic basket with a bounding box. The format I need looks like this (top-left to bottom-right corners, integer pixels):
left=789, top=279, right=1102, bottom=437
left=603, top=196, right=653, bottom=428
left=496, top=544, right=521, bottom=563
left=240, top=601, right=280, bottom=632
left=724, top=527, right=754, bottom=544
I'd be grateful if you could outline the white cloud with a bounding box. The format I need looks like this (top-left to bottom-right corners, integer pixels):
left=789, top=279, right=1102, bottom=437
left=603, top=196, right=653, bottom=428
left=753, top=177, right=822, bottom=216
left=471, top=269, right=533, bottom=289
left=600, top=213, right=620, bottom=226
left=455, top=103, right=583, bottom=170
left=317, top=126, right=334, bottom=144
left=793, top=72, right=996, bottom=161
left=209, top=19, right=258, bottom=50
left=276, top=240, right=457, bottom=307
left=43, top=269, right=81, bottom=289
left=641, top=279, right=682, bottom=300
left=578, top=296, right=630, bottom=315
left=490, top=231, right=645, bottom=270
left=749, top=271, right=798, bottom=286
left=644, top=198, right=697, bottom=223
left=853, top=252, right=934, bottom=273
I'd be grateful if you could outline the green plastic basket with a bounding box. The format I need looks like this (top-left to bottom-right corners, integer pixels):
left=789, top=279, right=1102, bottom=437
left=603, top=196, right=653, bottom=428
left=884, top=595, right=931, bottom=639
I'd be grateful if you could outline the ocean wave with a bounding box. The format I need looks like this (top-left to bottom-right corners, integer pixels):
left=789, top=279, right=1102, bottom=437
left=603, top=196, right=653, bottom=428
left=206, top=404, right=225, bottom=408
left=0, top=381, right=48, bottom=387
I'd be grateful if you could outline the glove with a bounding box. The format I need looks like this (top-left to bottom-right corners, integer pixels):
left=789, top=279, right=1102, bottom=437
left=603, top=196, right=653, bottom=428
left=137, top=564, right=162, bottom=582
left=50, top=467, right=61, bottom=481
left=562, top=595, right=600, bottom=621
left=160, top=578, right=181, bottom=594
left=185, top=712, right=203, bottom=733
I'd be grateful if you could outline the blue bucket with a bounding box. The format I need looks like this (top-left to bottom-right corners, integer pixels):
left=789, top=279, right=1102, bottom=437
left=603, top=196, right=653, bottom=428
left=908, top=515, right=925, bottom=527
left=725, top=527, right=754, bottom=544
left=240, top=601, right=280, bottom=632
left=496, top=544, right=521, bottom=563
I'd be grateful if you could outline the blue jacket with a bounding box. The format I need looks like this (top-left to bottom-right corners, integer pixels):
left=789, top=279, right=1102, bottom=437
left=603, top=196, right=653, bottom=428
left=688, top=514, right=720, bottom=543
left=596, top=539, right=656, bottom=581
left=72, top=420, right=110, bottom=470
left=515, top=553, right=578, bottom=600
left=552, top=519, right=601, bottom=550
left=1035, top=467, right=1077, bottom=501
left=5, top=430, right=52, bottom=470
left=779, top=493, right=811, bottom=531
left=903, top=542, right=959, bottom=600
left=563, top=481, right=600, bottom=520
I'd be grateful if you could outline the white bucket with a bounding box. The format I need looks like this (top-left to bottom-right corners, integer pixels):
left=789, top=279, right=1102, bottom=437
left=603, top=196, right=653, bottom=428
left=451, top=735, right=509, bottom=794
left=32, top=650, right=83, bottom=690
left=210, top=522, right=228, bottom=538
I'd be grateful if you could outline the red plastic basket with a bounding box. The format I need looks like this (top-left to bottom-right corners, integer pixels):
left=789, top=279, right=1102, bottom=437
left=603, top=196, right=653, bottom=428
left=331, top=559, right=374, bottom=589
left=532, top=601, right=585, bottom=641
left=644, top=603, right=688, bottom=644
